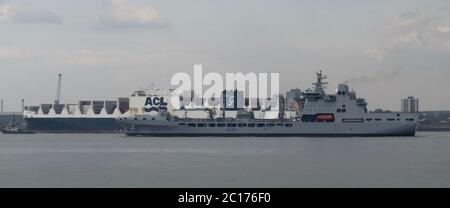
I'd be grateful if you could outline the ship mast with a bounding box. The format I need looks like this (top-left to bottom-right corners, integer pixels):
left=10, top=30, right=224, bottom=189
left=312, top=70, right=327, bottom=95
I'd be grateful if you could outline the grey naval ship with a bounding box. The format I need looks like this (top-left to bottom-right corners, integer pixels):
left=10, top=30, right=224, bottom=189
left=117, top=72, right=420, bottom=137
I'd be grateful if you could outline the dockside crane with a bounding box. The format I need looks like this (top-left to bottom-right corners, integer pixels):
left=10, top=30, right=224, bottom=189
left=55, top=74, right=62, bottom=105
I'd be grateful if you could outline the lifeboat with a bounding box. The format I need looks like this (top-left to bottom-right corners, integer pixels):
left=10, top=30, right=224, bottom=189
left=315, top=114, right=335, bottom=122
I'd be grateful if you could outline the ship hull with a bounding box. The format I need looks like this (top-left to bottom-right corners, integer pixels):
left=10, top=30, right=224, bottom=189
left=126, top=132, right=415, bottom=137
left=119, top=119, right=418, bottom=137
left=1, top=130, right=35, bottom=134
left=25, top=118, right=122, bottom=133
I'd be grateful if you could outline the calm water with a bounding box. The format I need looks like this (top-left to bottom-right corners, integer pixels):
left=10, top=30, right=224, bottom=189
left=0, top=132, right=450, bottom=187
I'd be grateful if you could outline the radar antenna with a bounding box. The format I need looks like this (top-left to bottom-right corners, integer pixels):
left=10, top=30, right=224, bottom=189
left=312, top=70, right=327, bottom=94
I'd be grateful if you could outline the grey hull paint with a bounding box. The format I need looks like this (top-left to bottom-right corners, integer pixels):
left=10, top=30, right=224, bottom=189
left=126, top=132, right=416, bottom=137
left=121, top=120, right=418, bottom=137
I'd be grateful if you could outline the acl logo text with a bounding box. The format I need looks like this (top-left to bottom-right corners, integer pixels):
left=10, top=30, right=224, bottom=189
left=144, top=97, right=168, bottom=113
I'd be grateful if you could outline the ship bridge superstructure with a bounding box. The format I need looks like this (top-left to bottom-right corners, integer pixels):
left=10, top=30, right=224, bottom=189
left=301, top=71, right=369, bottom=120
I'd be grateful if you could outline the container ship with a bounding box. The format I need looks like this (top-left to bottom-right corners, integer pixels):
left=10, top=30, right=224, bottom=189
left=23, top=99, right=129, bottom=133
left=23, top=89, right=174, bottom=133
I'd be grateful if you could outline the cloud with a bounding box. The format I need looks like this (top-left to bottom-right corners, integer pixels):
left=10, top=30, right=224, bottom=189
left=437, top=25, right=450, bottom=33
left=363, top=48, right=384, bottom=60
left=389, top=7, right=450, bottom=43
left=396, top=31, right=423, bottom=45
left=364, top=7, right=450, bottom=62
left=0, top=46, right=28, bottom=59
left=98, top=0, right=171, bottom=29
left=0, top=46, right=121, bottom=67
left=55, top=49, right=121, bottom=66
left=0, top=1, right=11, bottom=23
left=360, top=8, right=450, bottom=90
left=12, top=9, right=63, bottom=24
left=387, top=10, right=433, bottom=32
left=0, top=1, right=62, bottom=24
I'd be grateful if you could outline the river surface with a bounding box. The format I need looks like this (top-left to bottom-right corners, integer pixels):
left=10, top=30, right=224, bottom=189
left=0, top=132, right=449, bottom=187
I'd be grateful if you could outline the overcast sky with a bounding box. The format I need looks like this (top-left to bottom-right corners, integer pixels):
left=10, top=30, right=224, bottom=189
left=1, top=0, right=449, bottom=111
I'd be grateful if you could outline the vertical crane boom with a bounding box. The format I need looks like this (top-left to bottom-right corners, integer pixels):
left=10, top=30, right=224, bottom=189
left=55, top=74, right=62, bottom=104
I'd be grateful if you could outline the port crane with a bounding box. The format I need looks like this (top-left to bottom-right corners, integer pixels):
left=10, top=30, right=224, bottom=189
left=55, top=74, right=62, bottom=105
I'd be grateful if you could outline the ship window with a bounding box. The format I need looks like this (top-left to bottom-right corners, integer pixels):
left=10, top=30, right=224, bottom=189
left=208, top=123, right=216, bottom=127
left=238, top=123, right=247, bottom=127
left=375, top=118, right=382, bottom=121
left=397, top=114, right=400, bottom=117
left=197, top=123, right=206, bottom=127
left=406, top=118, right=414, bottom=121
left=179, top=123, right=186, bottom=126
left=366, top=118, right=373, bottom=121
left=285, top=123, right=293, bottom=127
left=342, top=109, right=346, bottom=112
left=342, top=92, right=346, bottom=95
left=143, top=118, right=146, bottom=120
left=337, top=109, right=341, bottom=113
left=217, top=123, right=226, bottom=127
left=248, top=123, right=255, bottom=127
left=267, top=123, right=275, bottom=127
left=387, top=118, right=395, bottom=121
left=277, top=123, right=283, bottom=127
left=152, top=118, right=155, bottom=120
left=227, top=123, right=237, bottom=127
left=134, top=117, right=138, bottom=120
left=342, top=105, right=346, bottom=108
left=187, top=123, right=196, bottom=127
left=257, top=123, right=265, bottom=127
